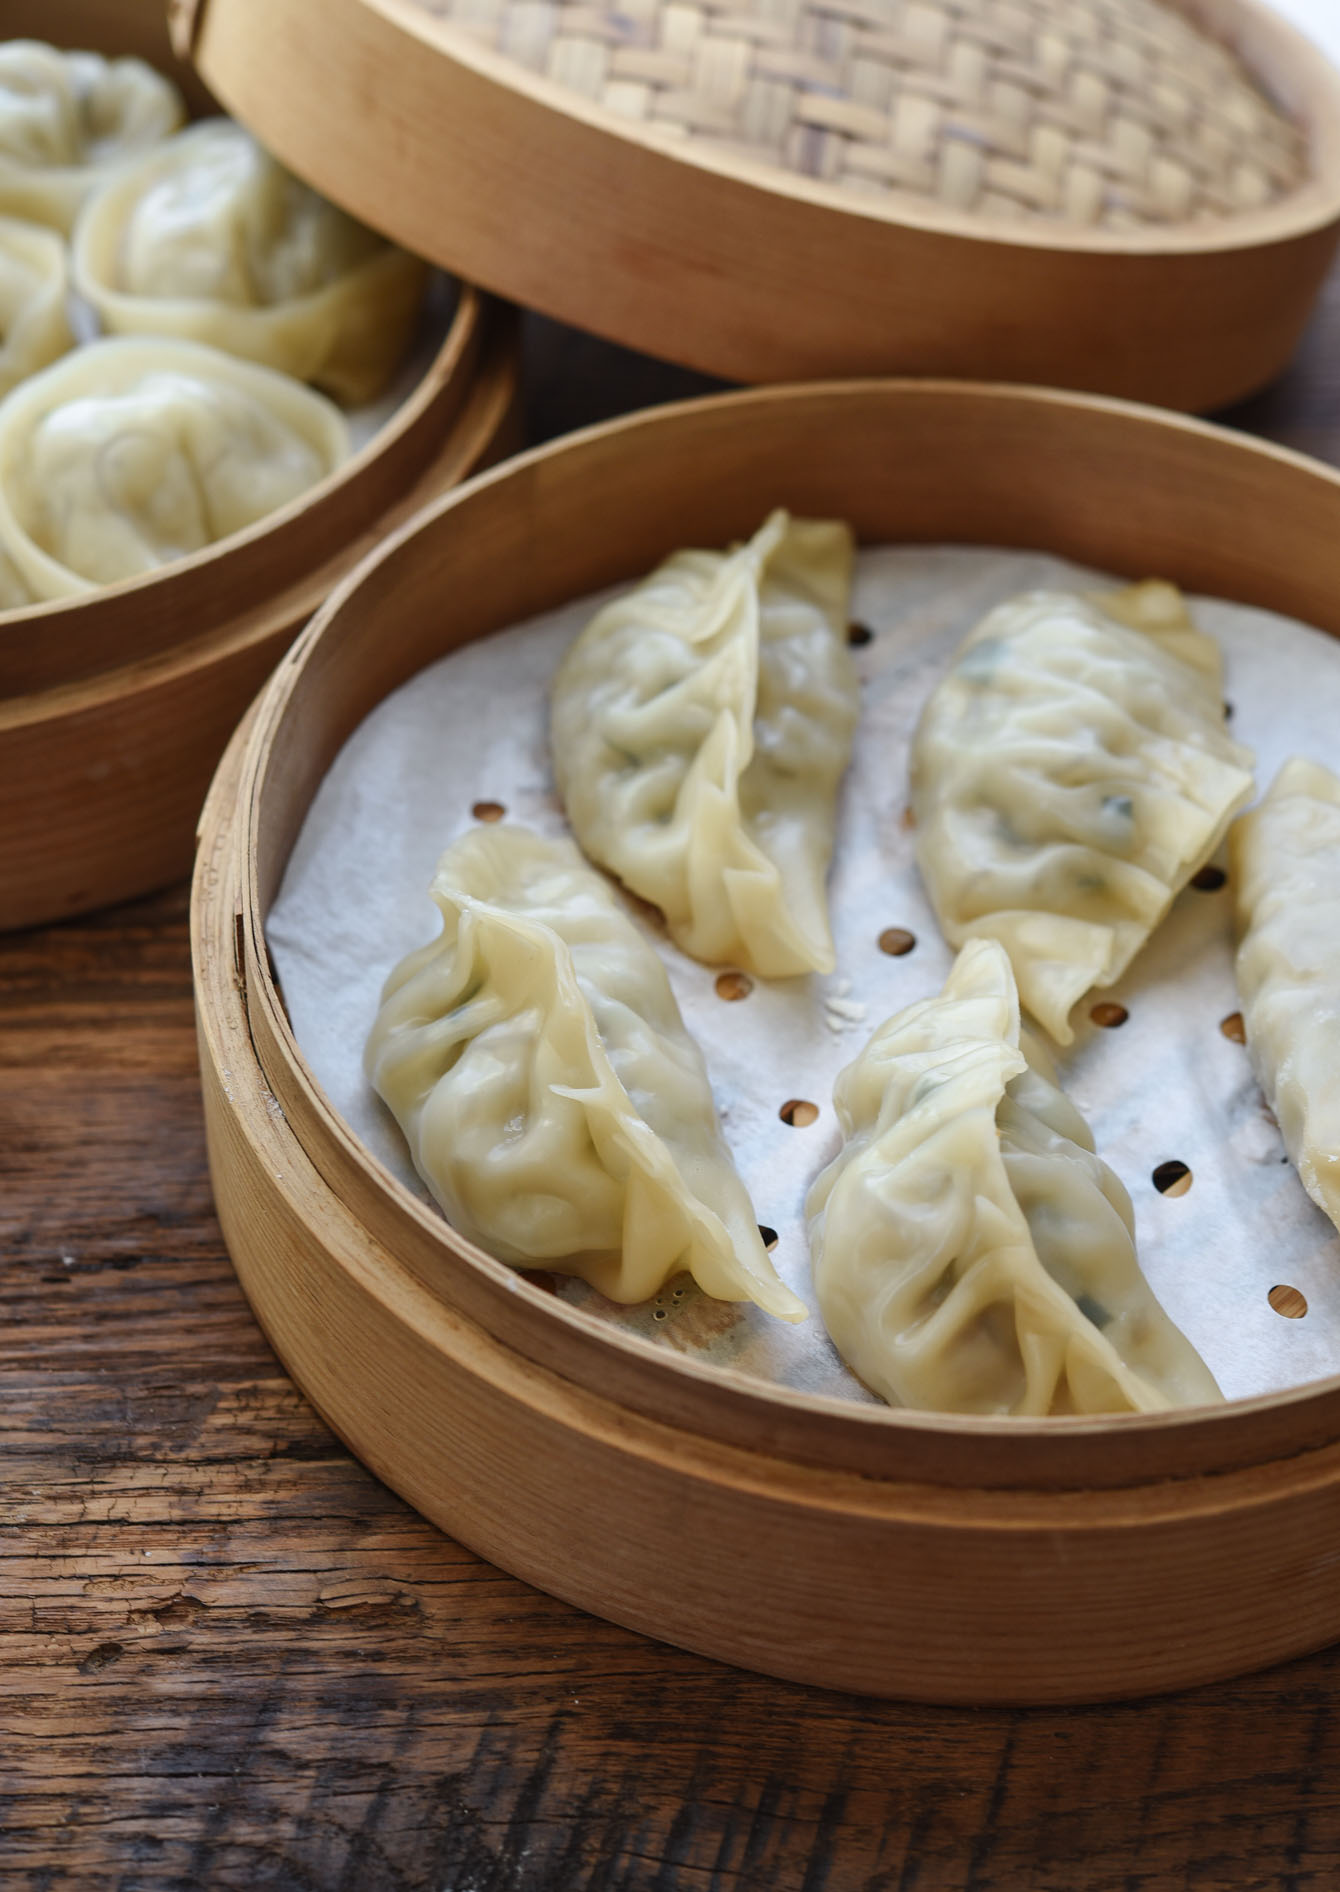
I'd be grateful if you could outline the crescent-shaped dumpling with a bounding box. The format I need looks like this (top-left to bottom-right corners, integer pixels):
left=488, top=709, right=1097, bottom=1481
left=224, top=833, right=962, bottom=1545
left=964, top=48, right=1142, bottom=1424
left=806, top=938, right=1222, bottom=1415
left=551, top=510, right=860, bottom=979
left=1232, top=758, right=1340, bottom=1235
left=366, top=824, right=806, bottom=1321
left=911, top=582, right=1255, bottom=1042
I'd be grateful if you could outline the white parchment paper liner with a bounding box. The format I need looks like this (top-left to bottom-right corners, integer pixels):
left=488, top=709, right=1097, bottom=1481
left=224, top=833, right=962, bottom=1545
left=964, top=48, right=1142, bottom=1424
left=268, top=545, right=1340, bottom=1407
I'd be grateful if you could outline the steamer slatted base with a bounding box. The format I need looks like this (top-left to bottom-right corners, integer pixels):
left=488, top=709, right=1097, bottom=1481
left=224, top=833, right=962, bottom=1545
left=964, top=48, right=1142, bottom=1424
left=194, top=381, right=1340, bottom=1704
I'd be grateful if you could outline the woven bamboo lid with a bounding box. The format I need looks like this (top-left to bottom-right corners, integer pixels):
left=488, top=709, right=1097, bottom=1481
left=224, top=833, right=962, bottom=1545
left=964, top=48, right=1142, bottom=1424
left=182, top=0, right=1340, bottom=406
left=426, top=0, right=1307, bottom=227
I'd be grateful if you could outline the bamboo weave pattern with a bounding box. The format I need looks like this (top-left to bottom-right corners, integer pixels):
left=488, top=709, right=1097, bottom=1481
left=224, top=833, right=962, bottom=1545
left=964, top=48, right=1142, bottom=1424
left=413, top=0, right=1307, bottom=226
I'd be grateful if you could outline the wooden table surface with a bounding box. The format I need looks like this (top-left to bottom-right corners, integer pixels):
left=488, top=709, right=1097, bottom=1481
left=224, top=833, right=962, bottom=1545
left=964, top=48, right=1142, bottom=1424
left=9, top=289, right=1340, bottom=1891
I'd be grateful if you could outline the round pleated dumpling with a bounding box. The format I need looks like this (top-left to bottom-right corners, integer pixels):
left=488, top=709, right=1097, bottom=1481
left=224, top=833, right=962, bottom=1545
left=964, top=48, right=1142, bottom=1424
left=0, top=215, right=74, bottom=396
left=0, top=40, right=185, bottom=232
left=73, top=118, right=429, bottom=403
left=0, top=336, right=350, bottom=599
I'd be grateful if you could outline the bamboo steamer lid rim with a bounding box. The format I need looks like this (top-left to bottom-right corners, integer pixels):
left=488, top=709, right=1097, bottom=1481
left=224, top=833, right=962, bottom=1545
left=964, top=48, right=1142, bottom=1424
left=230, top=373, right=1340, bottom=1490
left=357, top=0, right=1340, bottom=255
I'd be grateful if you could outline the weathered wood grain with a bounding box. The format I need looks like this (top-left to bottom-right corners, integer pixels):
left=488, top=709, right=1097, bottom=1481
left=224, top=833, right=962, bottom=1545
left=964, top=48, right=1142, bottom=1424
left=9, top=293, right=1340, bottom=1884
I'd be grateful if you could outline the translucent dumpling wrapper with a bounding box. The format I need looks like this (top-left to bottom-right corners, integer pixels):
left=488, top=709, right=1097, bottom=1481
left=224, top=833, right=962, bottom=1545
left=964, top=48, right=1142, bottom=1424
left=0, top=216, right=74, bottom=397
left=0, top=540, right=32, bottom=612
left=0, top=336, right=350, bottom=599
left=1231, top=757, right=1340, bottom=1234
left=73, top=118, right=429, bottom=403
left=550, top=509, right=860, bottom=980
left=911, top=581, right=1256, bottom=1043
left=0, top=40, right=184, bottom=233
left=365, top=824, right=806, bottom=1321
left=806, top=939, right=1222, bottom=1416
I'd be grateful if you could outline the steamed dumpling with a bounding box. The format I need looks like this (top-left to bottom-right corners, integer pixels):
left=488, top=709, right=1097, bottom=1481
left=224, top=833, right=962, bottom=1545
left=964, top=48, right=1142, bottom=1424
left=0, top=216, right=73, bottom=396
left=551, top=510, right=860, bottom=979
left=0, top=336, right=349, bottom=599
left=366, top=824, right=805, bottom=1320
left=73, top=119, right=428, bottom=402
left=1231, top=758, right=1340, bottom=1234
left=911, top=581, right=1255, bottom=1042
left=806, top=939, right=1221, bottom=1415
left=0, top=40, right=184, bottom=232
left=0, top=541, right=32, bottom=612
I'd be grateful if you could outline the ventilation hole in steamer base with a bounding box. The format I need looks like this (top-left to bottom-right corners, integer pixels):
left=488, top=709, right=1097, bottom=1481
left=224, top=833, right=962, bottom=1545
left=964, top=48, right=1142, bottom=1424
left=1269, top=1284, right=1308, bottom=1319
left=1153, top=1160, right=1193, bottom=1197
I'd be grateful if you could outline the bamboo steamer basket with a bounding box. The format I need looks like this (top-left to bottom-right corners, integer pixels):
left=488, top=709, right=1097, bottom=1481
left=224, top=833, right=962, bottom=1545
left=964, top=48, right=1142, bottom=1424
left=0, top=0, right=519, bottom=932
left=178, top=0, right=1340, bottom=409
left=194, top=380, right=1340, bottom=1706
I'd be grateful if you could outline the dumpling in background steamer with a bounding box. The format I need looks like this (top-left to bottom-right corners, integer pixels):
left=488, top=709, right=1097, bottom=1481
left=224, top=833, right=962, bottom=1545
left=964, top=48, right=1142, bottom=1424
left=0, top=216, right=74, bottom=397
left=1232, top=758, right=1340, bottom=1235
left=73, top=118, right=428, bottom=403
left=806, top=939, right=1222, bottom=1416
left=365, top=824, right=806, bottom=1322
left=0, top=336, right=349, bottom=599
left=911, top=581, right=1255, bottom=1043
left=0, top=541, right=32, bottom=612
left=550, top=509, right=860, bottom=980
left=0, top=40, right=184, bottom=232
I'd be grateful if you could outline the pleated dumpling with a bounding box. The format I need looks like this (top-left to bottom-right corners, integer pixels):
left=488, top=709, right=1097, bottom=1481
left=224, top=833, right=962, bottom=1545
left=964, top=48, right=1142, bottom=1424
left=0, top=41, right=184, bottom=232
left=0, top=337, right=349, bottom=599
left=550, top=510, right=859, bottom=979
left=1231, top=758, right=1340, bottom=1234
left=366, top=824, right=806, bottom=1321
left=806, top=939, right=1221, bottom=1415
left=73, top=119, right=428, bottom=402
left=0, top=217, right=74, bottom=397
left=0, top=542, right=32, bottom=612
left=911, top=582, right=1255, bottom=1042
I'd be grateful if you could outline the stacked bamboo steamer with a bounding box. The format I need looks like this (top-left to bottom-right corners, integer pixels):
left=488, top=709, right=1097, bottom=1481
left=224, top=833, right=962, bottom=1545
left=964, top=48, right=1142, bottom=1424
left=0, top=0, right=518, bottom=931
left=185, top=0, right=1340, bottom=1701
left=184, top=0, right=1340, bottom=403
